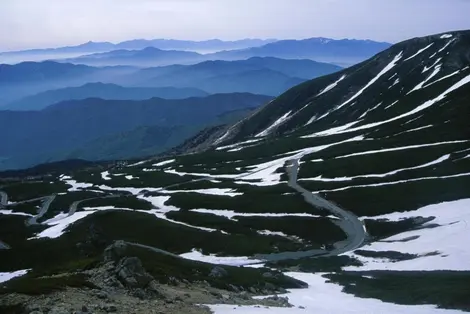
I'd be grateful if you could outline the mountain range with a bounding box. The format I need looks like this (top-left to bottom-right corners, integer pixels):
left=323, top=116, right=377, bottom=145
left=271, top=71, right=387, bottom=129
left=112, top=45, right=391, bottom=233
left=0, top=38, right=276, bottom=59
left=0, top=57, right=341, bottom=108
left=59, top=38, right=391, bottom=67
left=0, top=30, right=469, bottom=313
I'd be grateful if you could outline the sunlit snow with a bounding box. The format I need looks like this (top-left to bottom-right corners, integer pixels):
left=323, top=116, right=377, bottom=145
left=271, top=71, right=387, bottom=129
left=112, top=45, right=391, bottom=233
left=180, top=249, right=263, bottom=266
left=346, top=199, right=470, bottom=271
left=255, top=110, right=293, bottom=137
left=403, top=43, right=434, bottom=61
left=153, top=159, right=175, bottom=167
left=0, top=269, right=30, bottom=284
left=316, top=74, right=346, bottom=96
left=209, top=272, right=460, bottom=314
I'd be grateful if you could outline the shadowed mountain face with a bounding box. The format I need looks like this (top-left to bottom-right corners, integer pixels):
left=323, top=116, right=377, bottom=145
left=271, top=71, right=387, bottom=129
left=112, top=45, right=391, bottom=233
left=215, top=31, right=470, bottom=143
left=0, top=93, right=272, bottom=170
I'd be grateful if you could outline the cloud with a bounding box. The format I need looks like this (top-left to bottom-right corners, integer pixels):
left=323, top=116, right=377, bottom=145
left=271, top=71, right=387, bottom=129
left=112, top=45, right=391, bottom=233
left=0, top=0, right=469, bottom=50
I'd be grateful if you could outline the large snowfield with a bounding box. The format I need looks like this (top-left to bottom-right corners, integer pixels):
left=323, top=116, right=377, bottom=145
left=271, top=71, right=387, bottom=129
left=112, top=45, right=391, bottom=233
left=208, top=272, right=464, bottom=314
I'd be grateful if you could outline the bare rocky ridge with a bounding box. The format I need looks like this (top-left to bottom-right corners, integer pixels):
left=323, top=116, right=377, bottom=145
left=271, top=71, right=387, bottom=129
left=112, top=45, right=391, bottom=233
left=0, top=241, right=293, bottom=314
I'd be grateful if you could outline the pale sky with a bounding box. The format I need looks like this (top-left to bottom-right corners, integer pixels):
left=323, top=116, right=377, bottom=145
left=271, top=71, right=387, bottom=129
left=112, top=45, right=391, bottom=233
left=1, top=0, right=469, bottom=50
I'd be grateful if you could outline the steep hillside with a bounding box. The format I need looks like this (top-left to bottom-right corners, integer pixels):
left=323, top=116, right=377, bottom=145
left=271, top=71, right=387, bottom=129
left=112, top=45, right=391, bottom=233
left=3, top=83, right=209, bottom=111
left=218, top=31, right=470, bottom=143
left=1, top=31, right=469, bottom=313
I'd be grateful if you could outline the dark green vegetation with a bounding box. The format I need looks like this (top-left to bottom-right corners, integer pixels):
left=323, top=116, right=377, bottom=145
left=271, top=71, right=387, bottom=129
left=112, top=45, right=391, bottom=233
left=235, top=216, right=345, bottom=245
left=325, top=271, right=470, bottom=311
left=363, top=217, right=438, bottom=240
left=0, top=215, right=46, bottom=247
left=353, top=250, right=439, bottom=262
left=266, top=255, right=363, bottom=272
left=165, top=189, right=325, bottom=215
left=78, top=196, right=154, bottom=211
left=4, top=201, right=41, bottom=215
left=1, top=181, right=69, bottom=202
left=0, top=209, right=303, bottom=275
left=0, top=304, right=25, bottom=314
left=0, top=274, right=97, bottom=295
left=0, top=93, right=271, bottom=171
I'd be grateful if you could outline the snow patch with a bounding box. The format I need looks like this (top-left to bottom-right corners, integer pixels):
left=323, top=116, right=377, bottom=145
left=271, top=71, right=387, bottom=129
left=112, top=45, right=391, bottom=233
left=407, top=64, right=442, bottom=94
left=404, top=43, right=434, bottom=61
left=0, top=269, right=31, bottom=284
left=438, top=38, right=456, bottom=53
left=161, top=188, right=242, bottom=197
left=101, top=171, right=111, bottom=181
left=384, top=100, right=399, bottom=110
left=153, top=159, right=175, bottom=167
left=255, top=110, right=293, bottom=137
left=190, top=208, right=327, bottom=220
left=316, top=74, right=346, bottom=96
left=0, top=210, right=33, bottom=217
left=216, top=139, right=262, bottom=151
left=180, top=249, right=263, bottom=266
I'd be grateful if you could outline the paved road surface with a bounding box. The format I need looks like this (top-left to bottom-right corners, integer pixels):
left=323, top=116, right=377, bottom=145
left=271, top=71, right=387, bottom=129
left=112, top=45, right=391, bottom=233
left=254, top=157, right=366, bottom=262
left=26, top=195, right=57, bottom=226
left=0, top=191, right=8, bottom=207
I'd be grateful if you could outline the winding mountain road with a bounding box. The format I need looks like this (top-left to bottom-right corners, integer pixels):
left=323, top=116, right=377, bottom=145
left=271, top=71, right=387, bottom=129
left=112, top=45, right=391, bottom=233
left=25, top=194, right=57, bottom=226
left=0, top=190, right=11, bottom=249
left=0, top=191, right=8, bottom=207
left=254, top=158, right=366, bottom=262
left=1, top=156, right=366, bottom=263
